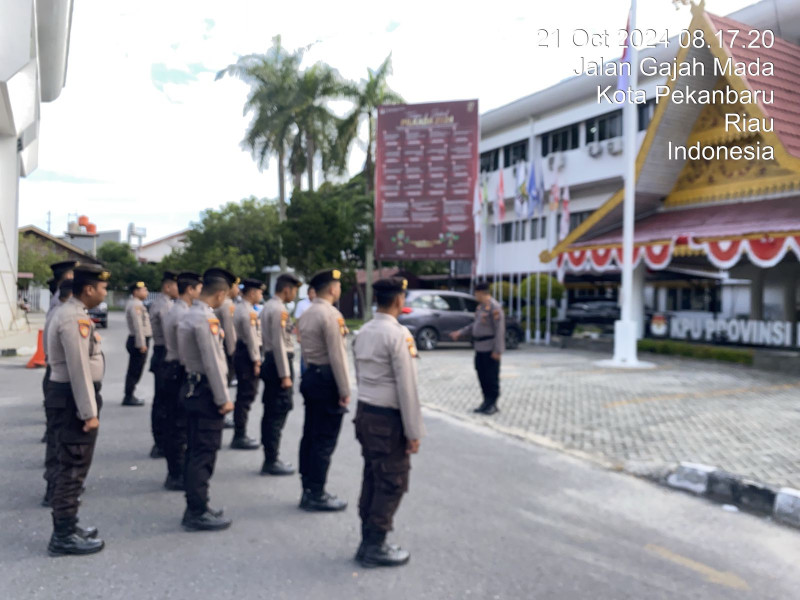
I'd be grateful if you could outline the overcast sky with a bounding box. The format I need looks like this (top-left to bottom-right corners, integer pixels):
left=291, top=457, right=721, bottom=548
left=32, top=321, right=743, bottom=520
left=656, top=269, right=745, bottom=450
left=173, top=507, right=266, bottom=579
left=19, top=0, right=755, bottom=243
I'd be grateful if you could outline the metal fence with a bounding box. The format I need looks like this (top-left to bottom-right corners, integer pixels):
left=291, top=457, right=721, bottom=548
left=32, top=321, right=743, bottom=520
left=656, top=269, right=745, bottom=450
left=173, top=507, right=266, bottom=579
left=18, top=285, right=47, bottom=312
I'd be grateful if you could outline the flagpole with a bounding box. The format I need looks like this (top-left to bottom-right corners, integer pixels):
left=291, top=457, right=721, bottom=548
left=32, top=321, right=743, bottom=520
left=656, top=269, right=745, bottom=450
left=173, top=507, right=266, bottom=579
left=611, top=0, right=643, bottom=366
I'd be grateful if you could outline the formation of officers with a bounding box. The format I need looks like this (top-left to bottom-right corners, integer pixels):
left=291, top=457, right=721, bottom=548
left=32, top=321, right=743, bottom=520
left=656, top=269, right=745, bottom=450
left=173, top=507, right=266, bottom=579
left=41, top=260, right=461, bottom=570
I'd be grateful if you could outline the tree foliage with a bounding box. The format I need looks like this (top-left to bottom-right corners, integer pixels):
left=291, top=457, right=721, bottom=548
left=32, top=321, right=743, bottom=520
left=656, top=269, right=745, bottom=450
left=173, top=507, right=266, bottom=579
left=17, top=234, right=68, bottom=287
left=96, top=242, right=159, bottom=291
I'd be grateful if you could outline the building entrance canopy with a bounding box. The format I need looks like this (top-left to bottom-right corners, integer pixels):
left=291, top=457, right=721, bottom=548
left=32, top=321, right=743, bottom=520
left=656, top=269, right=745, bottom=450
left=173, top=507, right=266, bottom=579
left=559, top=196, right=800, bottom=272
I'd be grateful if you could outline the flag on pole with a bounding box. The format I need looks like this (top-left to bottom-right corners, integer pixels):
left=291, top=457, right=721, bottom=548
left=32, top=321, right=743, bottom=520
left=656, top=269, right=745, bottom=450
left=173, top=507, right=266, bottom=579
left=514, top=163, right=526, bottom=218
left=559, top=185, right=571, bottom=242
left=495, top=170, right=506, bottom=223
left=618, top=7, right=632, bottom=91
left=549, top=182, right=560, bottom=213
left=526, top=159, right=540, bottom=219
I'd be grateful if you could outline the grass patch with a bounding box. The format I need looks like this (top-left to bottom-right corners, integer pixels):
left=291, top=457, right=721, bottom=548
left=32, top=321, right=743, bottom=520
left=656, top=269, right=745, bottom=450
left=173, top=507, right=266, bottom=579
left=637, top=339, right=754, bottom=365
left=345, top=319, right=364, bottom=331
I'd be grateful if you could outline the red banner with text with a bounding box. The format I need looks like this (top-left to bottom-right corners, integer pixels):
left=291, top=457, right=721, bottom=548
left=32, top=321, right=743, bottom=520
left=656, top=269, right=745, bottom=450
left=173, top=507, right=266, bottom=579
left=375, top=100, right=479, bottom=260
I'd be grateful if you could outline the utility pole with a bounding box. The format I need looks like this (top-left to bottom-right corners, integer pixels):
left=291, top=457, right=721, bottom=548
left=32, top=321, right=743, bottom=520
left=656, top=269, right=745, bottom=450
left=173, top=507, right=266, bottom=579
left=46, top=211, right=51, bottom=233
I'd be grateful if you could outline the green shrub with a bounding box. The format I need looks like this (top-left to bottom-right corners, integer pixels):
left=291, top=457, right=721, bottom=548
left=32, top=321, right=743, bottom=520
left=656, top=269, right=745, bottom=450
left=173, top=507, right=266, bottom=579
left=637, top=339, right=753, bottom=365
left=490, top=280, right=517, bottom=299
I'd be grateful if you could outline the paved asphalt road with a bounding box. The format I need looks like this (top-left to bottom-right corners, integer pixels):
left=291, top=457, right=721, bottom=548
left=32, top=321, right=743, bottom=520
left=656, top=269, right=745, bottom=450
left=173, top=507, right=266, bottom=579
left=2, top=312, right=800, bottom=599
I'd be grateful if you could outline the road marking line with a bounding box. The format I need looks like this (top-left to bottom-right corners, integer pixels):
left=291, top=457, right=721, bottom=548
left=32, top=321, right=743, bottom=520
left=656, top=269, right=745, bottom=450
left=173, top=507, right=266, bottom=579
left=605, top=382, right=800, bottom=408
left=645, top=544, right=749, bottom=590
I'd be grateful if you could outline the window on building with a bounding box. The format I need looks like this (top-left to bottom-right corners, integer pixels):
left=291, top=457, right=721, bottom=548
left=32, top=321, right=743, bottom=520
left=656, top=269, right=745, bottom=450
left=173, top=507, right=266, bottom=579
left=638, top=98, right=656, bottom=131
left=540, top=124, right=579, bottom=157
left=569, top=211, right=591, bottom=231
left=503, top=140, right=528, bottom=167
left=480, top=149, right=499, bottom=173
left=530, top=217, right=546, bottom=240
left=501, top=222, right=514, bottom=242
left=586, top=110, right=623, bottom=143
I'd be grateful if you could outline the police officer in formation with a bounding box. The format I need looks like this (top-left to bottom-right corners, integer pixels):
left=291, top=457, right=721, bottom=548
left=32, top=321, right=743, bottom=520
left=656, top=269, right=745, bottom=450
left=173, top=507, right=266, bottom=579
left=161, top=271, right=203, bottom=491
left=41, top=261, right=77, bottom=506
left=215, top=277, right=239, bottom=387
left=352, top=277, right=424, bottom=568
left=177, top=268, right=236, bottom=531
left=124, top=281, right=152, bottom=406
left=259, top=272, right=301, bottom=475
left=450, top=281, right=505, bottom=415
left=45, top=263, right=110, bottom=555
left=296, top=268, right=350, bottom=511
left=148, top=270, right=179, bottom=458
left=231, top=278, right=265, bottom=450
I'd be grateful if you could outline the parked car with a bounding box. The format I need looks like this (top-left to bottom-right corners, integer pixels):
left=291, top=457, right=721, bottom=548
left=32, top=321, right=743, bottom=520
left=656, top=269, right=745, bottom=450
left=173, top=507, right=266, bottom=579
left=398, top=290, right=523, bottom=351
left=565, top=301, right=621, bottom=327
left=88, top=302, right=108, bottom=328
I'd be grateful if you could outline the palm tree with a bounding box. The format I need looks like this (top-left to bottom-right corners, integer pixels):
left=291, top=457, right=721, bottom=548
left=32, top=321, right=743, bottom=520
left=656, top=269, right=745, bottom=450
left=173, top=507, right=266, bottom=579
left=336, top=54, right=403, bottom=319
left=217, top=36, right=302, bottom=269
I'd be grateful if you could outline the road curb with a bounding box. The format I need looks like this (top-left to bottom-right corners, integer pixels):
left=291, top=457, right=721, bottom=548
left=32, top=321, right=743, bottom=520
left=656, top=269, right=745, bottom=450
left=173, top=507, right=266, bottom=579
left=664, top=461, right=799, bottom=528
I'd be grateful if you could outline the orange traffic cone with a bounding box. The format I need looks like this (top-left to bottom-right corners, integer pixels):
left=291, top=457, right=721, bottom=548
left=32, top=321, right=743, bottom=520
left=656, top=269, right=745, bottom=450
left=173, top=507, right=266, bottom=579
left=26, top=330, right=46, bottom=368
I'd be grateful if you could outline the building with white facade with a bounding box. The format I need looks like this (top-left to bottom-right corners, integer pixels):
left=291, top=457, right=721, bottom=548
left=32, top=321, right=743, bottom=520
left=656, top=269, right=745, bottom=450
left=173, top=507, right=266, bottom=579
left=0, top=0, right=74, bottom=333
left=136, top=229, right=189, bottom=264
left=478, top=0, right=800, bottom=346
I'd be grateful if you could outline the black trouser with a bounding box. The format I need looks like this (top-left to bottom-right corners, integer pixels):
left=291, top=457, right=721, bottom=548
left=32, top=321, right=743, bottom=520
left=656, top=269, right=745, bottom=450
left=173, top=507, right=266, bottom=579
left=298, top=364, right=346, bottom=494
left=42, top=365, right=57, bottom=498
left=260, top=351, right=294, bottom=463
left=226, top=353, right=235, bottom=387
left=125, top=336, right=151, bottom=397
left=150, top=345, right=167, bottom=448
left=355, top=402, right=410, bottom=542
left=181, top=376, right=224, bottom=515
left=45, top=381, right=102, bottom=532
left=163, top=361, right=187, bottom=480
left=233, top=341, right=258, bottom=435
left=474, top=351, right=500, bottom=407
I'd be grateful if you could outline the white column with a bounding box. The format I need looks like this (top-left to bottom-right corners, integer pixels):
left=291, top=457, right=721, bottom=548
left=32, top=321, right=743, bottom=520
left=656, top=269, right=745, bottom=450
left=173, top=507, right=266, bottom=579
left=750, top=269, right=764, bottom=320
left=0, top=134, right=20, bottom=333
left=656, top=286, right=667, bottom=312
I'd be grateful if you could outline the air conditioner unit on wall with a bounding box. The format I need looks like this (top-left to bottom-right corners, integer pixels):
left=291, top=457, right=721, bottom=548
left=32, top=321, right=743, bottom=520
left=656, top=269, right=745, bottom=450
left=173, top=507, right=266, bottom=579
left=606, top=138, right=623, bottom=156
left=547, top=153, right=565, bottom=171
left=587, top=142, right=603, bottom=158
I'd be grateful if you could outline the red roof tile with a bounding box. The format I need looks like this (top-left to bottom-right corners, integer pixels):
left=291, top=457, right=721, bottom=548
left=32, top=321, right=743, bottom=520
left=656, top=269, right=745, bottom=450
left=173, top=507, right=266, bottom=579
left=574, top=196, right=800, bottom=248
left=705, top=12, right=800, bottom=158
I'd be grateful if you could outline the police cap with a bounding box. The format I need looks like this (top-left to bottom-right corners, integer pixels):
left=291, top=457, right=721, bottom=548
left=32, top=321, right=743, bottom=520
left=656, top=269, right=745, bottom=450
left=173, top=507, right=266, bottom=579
left=50, top=260, right=77, bottom=282
left=162, top=270, right=179, bottom=283
left=73, top=263, right=111, bottom=288
left=177, top=271, right=202, bottom=284
left=203, top=267, right=237, bottom=287
left=309, top=268, right=341, bottom=291
left=129, top=280, right=147, bottom=293
left=475, top=281, right=491, bottom=292
left=372, top=277, right=408, bottom=294
left=241, top=277, right=266, bottom=292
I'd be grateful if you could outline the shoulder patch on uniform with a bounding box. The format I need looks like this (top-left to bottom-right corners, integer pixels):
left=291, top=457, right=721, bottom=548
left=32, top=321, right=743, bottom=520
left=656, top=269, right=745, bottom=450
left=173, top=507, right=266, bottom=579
left=337, top=316, right=347, bottom=336
left=250, top=311, right=258, bottom=324
left=280, top=310, right=289, bottom=328
left=228, top=304, right=235, bottom=317
left=493, top=309, right=501, bottom=320
left=78, top=318, right=91, bottom=338
left=208, top=318, right=220, bottom=335
left=406, top=335, right=418, bottom=358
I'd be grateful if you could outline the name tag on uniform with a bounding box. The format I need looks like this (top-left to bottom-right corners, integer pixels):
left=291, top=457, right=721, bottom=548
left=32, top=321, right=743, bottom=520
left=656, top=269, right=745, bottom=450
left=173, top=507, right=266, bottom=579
left=78, top=318, right=91, bottom=338
left=208, top=318, right=220, bottom=336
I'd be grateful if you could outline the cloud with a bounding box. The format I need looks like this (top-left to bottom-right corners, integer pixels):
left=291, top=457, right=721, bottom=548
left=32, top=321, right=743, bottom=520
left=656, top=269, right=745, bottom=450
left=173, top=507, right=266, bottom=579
left=19, top=0, right=757, bottom=244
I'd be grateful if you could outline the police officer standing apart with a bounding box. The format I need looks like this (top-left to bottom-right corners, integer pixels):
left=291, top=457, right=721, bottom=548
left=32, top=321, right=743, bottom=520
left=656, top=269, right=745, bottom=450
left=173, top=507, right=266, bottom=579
left=45, top=263, right=110, bottom=555
left=230, top=278, right=264, bottom=450
left=148, top=271, right=179, bottom=458
left=449, top=281, right=505, bottom=415
left=161, top=271, right=203, bottom=491
left=177, top=268, right=236, bottom=531
left=297, top=268, right=350, bottom=511
left=215, top=277, right=239, bottom=388
left=352, top=277, right=423, bottom=568
left=259, top=272, right=301, bottom=475
left=124, top=281, right=152, bottom=406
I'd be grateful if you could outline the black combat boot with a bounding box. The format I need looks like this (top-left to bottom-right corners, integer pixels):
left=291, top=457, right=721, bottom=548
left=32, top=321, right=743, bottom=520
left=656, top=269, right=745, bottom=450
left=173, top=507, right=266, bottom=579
left=299, top=489, right=347, bottom=512
left=164, top=474, right=185, bottom=491
left=358, top=530, right=410, bottom=568
left=260, top=459, right=295, bottom=476
left=122, top=395, right=145, bottom=407
left=472, top=403, right=489, bottom=414
left=75, top=523, right=99, bottom=539
left=230, top=432, right=259, bottom=450
left=181, top=508, right=232, bottom=531
left=482, top=403, right=499, bottom=416
left=48, top=517, right=105, bottom=556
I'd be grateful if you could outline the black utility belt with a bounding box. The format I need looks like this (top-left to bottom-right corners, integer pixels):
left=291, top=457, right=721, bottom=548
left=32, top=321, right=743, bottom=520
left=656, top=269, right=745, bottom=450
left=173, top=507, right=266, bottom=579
left=358, top=401, right=400, bottom=417
left=307, top=363, right=332, bottom=375
left=186, top=372, right=208, bottom=384
left=48, top=380, right=102, bottom=393
left=473, top=335, right=494, bottom=342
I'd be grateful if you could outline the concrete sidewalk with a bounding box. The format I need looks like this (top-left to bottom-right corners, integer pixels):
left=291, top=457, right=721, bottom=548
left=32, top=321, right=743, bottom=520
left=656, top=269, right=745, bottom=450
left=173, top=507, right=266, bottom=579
left=0, top=312, right=44, bottom=356
left=419, top=344, right=800, bottom=491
